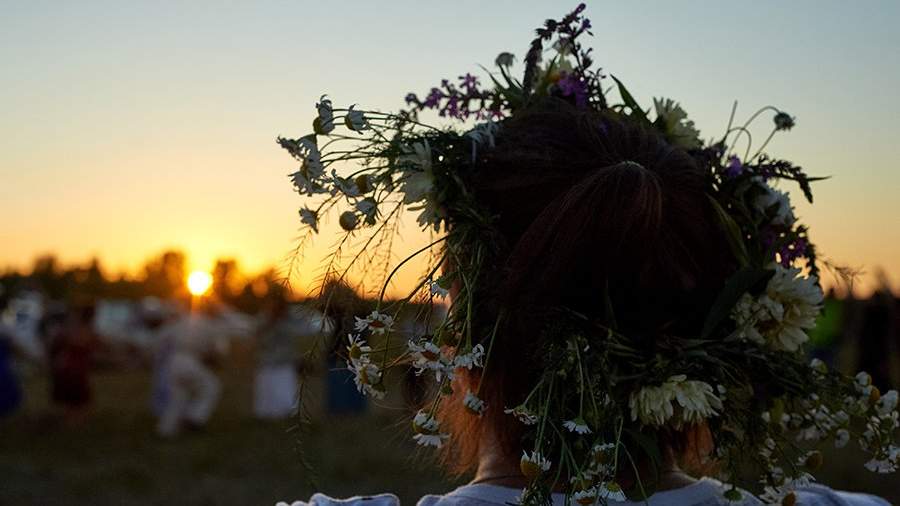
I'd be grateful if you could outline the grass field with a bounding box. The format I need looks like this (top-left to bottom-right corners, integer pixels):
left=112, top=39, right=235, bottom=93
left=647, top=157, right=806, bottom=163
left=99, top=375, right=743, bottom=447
left=0, top=345, right=458, bottom=506
left=1, top=345, right=897, bottom=506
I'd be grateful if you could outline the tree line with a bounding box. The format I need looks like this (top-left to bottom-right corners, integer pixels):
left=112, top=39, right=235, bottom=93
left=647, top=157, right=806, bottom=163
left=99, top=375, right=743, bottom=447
left=0, top=250, right=290, bottom=314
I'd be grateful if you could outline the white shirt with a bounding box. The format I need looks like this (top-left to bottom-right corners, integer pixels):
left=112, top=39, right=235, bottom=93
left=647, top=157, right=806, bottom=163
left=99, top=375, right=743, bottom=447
left=278, top=478, right=890, bottom=506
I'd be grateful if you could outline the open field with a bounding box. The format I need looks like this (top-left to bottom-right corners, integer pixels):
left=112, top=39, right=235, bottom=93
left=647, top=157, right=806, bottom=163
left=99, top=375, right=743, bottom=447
left=1, top=349, right=897, bottom=506
left=0, top=350, right=458, bottom=506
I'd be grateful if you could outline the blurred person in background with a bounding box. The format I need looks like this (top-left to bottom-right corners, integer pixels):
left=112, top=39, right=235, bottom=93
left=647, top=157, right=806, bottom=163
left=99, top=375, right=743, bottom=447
left=140, top=297, right=176, bottom=418
left=319, top=281, right=367, bottom=415
left=253, top=294, right=300, bottom=420
left=858, top=270, right=898, bottom=389
left=48, top=304, right=97, bottom=424
left=0, top=299, right=24, bottom=417
left=155, top=299, right=228, bottom=437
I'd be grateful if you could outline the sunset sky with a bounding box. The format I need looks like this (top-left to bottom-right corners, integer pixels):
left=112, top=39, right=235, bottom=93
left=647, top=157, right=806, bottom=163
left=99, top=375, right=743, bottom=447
left=1, top=1, right=898, bottom=295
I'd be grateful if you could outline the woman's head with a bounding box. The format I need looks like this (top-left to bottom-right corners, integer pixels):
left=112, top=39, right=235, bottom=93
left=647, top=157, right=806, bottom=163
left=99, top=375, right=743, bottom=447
left=439, top=98, right=735, bottom=475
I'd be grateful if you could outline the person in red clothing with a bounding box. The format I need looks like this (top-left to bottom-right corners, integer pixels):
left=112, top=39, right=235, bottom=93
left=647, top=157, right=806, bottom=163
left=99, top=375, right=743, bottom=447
left=48, top=304, right=97, bottom=423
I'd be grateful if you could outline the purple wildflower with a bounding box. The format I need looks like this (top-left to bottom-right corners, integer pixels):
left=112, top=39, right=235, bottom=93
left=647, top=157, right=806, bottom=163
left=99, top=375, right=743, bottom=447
left=761, top=226, right=809, bottom=266
left=404, top=93, right=418, bottom=105
left=557, top=71, right=589, bottom=108
left=423, top=88, right=443, bottom=109
left=459, top=73, right=479, bottom=94
left=779, top=237, right=809, bottom=266
left=725, top=155, right=743, bottom=178
left=445, top=95, right=460, bottom=119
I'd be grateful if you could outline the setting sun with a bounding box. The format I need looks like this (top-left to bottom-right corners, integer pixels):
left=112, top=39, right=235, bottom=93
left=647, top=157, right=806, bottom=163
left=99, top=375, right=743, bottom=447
left=187, top=270, right=213, bottom=296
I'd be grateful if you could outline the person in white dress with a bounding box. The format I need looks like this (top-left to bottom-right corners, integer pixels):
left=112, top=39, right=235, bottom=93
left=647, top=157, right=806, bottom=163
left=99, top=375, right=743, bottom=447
left=155, top=302, right=228, bottom=437
left=253, top=297, right=299, bottom=420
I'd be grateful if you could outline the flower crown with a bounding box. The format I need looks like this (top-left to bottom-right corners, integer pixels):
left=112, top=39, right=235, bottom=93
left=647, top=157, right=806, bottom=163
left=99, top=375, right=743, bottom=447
left=278, top=5, right=899, bottom=505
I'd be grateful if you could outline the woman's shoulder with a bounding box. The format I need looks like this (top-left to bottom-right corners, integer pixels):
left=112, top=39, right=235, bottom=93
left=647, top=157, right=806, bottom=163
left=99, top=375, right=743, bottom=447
left=276, top=493, right=400, bottom=506
left=794, top=484, right=892, bottom=506
left=413, top=479, right=892, bottom=506
left=274, top=481, right=891, bottom=506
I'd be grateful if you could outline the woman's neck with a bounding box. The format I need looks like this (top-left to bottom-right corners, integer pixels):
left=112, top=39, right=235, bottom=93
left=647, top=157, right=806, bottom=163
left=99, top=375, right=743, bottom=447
left=472, top=431, right=697, bottom=492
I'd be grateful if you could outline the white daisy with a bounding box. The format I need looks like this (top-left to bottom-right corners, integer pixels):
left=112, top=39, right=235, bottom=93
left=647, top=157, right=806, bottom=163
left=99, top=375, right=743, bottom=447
left=289, top=169, right=325, bottom=196
left=876, top=390, right=898, bottom=416
left=411, top=410, right=448, bottom=448
left=412, top=410, right=439, bottom=432
left=344, top=105, right=369, bottom=131
left=354, top=310, right=394, bottom=335
left=856, top=371, right=873, bottom=388
left=465, top=121, right=500, bottom=149
left=298, top=207, right=318, bottom=233
left=593, top=443, right=615, bottom=455
left=504, top=406, right=539, bottom=425
left=413, top=432, right=449, bottom=448
left=731, top=265, right=823, bottom=352
left=315, top=95, right=335, bottom=134
left=346, top=333, right=371, bottom=364
left=563, top=417, right=592, bottom=435
left=520, top=450, right=551, bottom=479
left=571, top=488, right=598, bottom=506
left=463, top=390, right=487, bottom=416
left=408, top=340, right=457, bottom=383
left=356, top=198, right=378, bottom=224
left=629, top=375, right=722, bottom=428
left=429, top=281, right=449, bottom=298
left=331, top=170, right=361, bottom=198
left=291, top=137, right=324, bottom=176
left=653, top=97, right=700, bottom=149
left=348, top=360, right=384, bottom=399
left=597, top=482, right=627, bottom=502
left=674, top=378, right=724, bottom=425
left=454, top=344, right=485, bottom=369
left=753, top=180, right=796, bottom=227
left=809, top=358, right=827, bottom=374
left=413, top=198, right=443, bottom=231
left=408, top=339, right=444, bottom=368
left=865, top=457, right=897, bottom=474
left=398, top=141, right=434, bottom=204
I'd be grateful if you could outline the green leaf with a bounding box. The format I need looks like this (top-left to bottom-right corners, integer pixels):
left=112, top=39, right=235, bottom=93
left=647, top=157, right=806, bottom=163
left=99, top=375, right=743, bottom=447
left=610, top=74, right=648, bottom=122
left=479, top=66, right=523, bottom=108
left=700, top=267, right=774, bottom=339
left=624, top=428, right=663, bottom=467
left=707, top=195, right=751, bottom=267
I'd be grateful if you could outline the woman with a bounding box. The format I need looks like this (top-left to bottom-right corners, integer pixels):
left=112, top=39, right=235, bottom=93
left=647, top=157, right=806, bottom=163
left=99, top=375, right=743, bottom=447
left=276, top=5, right=897, bottom=505
left=49, top=304, right=96, bottom=423
left=254, top=296, right=300, bottom=420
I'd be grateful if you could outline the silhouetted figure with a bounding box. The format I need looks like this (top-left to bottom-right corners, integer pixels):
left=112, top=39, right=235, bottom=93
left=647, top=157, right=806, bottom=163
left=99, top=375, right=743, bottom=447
left=49, top=305, right=97, bottom=422
left=858, top=282, right=897, bottom=389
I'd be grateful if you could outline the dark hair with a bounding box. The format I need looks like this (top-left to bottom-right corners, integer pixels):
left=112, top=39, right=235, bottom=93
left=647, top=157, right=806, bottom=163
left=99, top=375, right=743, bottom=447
left=438, top=98, right=736, bottom=475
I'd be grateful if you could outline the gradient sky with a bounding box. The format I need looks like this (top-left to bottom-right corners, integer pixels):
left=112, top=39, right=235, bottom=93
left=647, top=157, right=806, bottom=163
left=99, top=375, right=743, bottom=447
left=1, top=1, right=898, bottom=295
